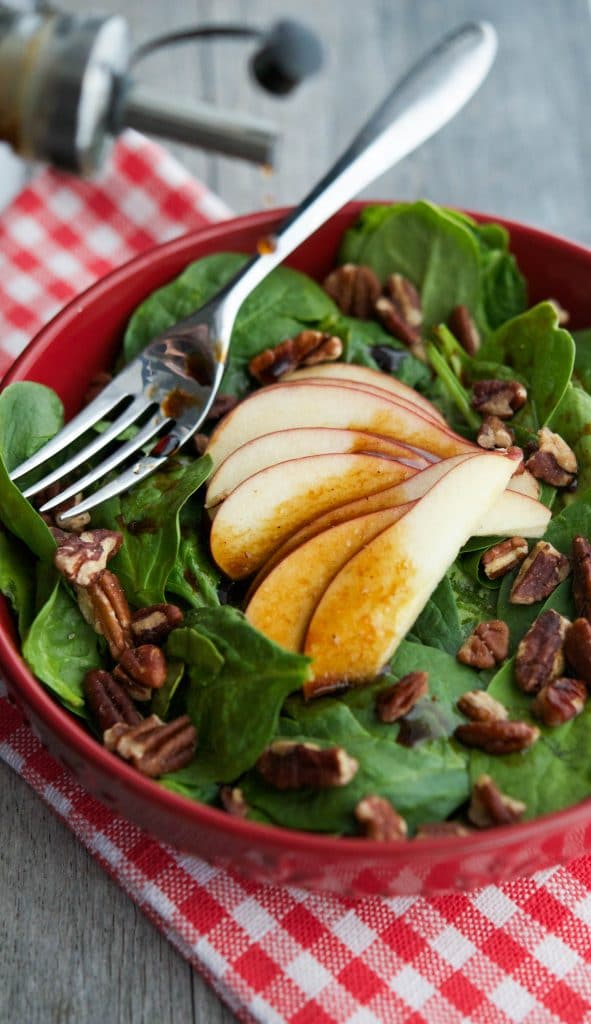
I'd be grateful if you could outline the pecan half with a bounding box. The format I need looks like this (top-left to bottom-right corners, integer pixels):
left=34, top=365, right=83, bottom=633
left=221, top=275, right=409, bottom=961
left=193, top=432, right=209, bottom=456
left=532, top=677, right=587, bottom=726
left=565, top=618, right=591, bottom=685
left=454, top=719, right=539, bottom=754
left=414, top=821, right=472, bottom=839
left=482, top=537, right=529, bottom=580
left=476, top=415, right=515, bottom=451
left=572, top=536, right=591, bottom=621
left=113, top=644, right=167, bottom=701
left=471, top=379, right=527, bottom=419
left=205, top=393, right=238, bottom=422
left=375, top=671, right=428, bottom=723
left=84, top=669, right=142, bottom=732
left=457, top=620, right=509, bottom=669
left=256, top=740, right=358, bottom=789
left=54, top=528, right=122, bottom=587
left=468, top=775, right=526, bottom=828
left=131, top=603, right=183, bottom=646
left=514, top=609, right=569, bottom=693
left=79, top=569, right=132, bottom=659
left=322, top=263, right=382, bottom=318
left=526, top=427, right=577, bottom=488
left=448, top=304, right=480, bottom=357
left=354, top=795, right=407, bottom=841
left=248, top=330, right=342, bottom=384
left=104, top=714, right=197, bottom=777
left=383, top=273, right=423, bottom=329
left=219, top=786, right=249, bottom=818
left=509, top=541, right=571, bottom=605
left=457, top=690, right=508, bottom=723
left=375, top=296, right=425, bottom=358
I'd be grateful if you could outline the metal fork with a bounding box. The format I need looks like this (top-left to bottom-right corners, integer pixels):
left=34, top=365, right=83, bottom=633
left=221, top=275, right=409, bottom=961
left=10, top=22, right=496, bottom=523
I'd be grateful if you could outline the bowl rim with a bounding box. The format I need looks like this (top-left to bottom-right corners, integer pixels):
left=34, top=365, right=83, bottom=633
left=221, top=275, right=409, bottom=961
left=3, top=200, right=591, bottom=866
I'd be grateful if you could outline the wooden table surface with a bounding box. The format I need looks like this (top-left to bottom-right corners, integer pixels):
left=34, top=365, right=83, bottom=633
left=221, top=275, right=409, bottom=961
left=3, top=1, right=591, bottom=1021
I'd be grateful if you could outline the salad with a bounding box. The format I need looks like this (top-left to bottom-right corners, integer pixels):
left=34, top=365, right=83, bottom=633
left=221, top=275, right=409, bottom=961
left=2, top=199, right=591, bottom=840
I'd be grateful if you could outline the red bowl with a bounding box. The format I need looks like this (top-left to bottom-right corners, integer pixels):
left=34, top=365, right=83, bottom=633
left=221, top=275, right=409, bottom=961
left=3, top=202, right=591, bottom=897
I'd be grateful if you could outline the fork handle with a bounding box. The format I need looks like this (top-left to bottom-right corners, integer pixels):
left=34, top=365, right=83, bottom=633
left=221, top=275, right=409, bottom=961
left=211, top=21, right=496, bottom=346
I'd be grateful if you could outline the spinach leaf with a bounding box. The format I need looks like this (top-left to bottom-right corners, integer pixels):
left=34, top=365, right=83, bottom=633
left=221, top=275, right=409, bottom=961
left=447, top=561, right=498, bottom=633
left=241, top=701, right=469, bottom=835
left=469, top=659, right=591, bottom=819
left=124, top=254, right=337, bottom=399
left=572, top=328, right=591, bottom=393
left=0, top=382, right=64, bottom=471
left=0, top=530, right=35, bottom=636
left=22, top=580, right=101, bottom=714
left=406, top=575, right=463, bottom=654
left=478, top=303, right=575, bottom=431
left=150, top=660, right=186, bottom=720
left=550, top=384, right=591, bottom=495
left=339, top=201, right=525, bottom=335
left=160, top=761, right=219, bottom=804
left=497, top=578, right=574, bottom=656
left=166, top=625, right=224, bottom=681
left=165, top=493, right=220, bottom=609
left=175, top=607, right=311, bottom=780
left=0, top=385, right=57, bottom=561
left=93, top=456, right=212, bottom=607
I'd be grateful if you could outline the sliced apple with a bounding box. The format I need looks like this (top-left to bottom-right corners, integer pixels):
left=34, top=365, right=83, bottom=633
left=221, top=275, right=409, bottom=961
left=284, top=362, right=445, bottom=423
left=247, top=454, right=475, bottom=591
left=209, top=452, right=418, bottom=578
left=473, top=488, right=551, bottom=537
left=205, top=427, right=431, bottom=508
left=303, top=452, right=516, bottom=694
left=206, top=381, right=477, bottom=470
left=507, top=470, right=541, bottom=500
left=245, top=506, right=409, bottom=651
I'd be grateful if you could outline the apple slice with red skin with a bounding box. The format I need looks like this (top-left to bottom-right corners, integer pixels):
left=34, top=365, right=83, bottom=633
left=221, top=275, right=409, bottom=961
left=206, top=381, right=477, bottom=470
left=246, top=455, right=474, bottom=593
left=284, top=362, right=445, bottom=423
left=472, top=487, right=550, bottom=537
left=506, top=470, right=540, bottom=500
left=209, top=452, right=419, bottom=578
left=303, top=452, right=516, bottom=695
left=245, top=505, right=410, bottom=651
left=205, top=427, right=431, bottom=509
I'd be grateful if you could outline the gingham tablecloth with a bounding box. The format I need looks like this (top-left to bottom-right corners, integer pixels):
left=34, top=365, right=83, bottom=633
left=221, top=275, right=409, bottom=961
left=2, top=131, right=591, bottom=1024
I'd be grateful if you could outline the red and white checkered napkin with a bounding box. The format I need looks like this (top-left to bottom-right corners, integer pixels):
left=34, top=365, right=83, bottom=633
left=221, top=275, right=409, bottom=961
left=2, top=131, right=591, bottom=1024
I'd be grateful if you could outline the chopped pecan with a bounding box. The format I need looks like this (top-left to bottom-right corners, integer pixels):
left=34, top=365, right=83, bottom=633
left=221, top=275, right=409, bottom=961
left=113, top=644, right=167, bottom=701
left=131, top=603, right=183, bottom=646
left=448, top=304, right=480, bottom=357
left=354, top=795, right=407, bottom=841
left=471, top=379, right=527, bottom=419
left=220, top=786, right=249, bottom=818
left=80, top=569, right=132, bottom=659
left=514, top=609, right=569, bottom=693
left=509, top=541, right=571, bottom=605
left=84, top=669, right=142, bottom=732
left=256, top=740, right=358, bottom=789
left=572, top=536, right=591, bottom=620
left=526, top=427, right=577, bottom=488
left=375, top=296, right=426, bottom=358
left=565, top=618, right=591, bottom=685
left=205, top=393, right=238, bottom=422
left=248, top=330, right=343, bottom=384
left=104, top=714, right=197, bottom=777
left=532, top=677, right=587, bottom=726
left=482, top=537, right=529, bottom=580
left=468, top=775, right=526, bottom=828
left=53, top=528, right=122, bottom=587
left=476, top=415, right=515, bottom=450
left=457, top=620, right=509, bottom=669
left=375, top=671, right=428, bottom=723
left=414, top=821, right=472, bottom=839
left=454, top=719, right=539, bottom=754
left=383, top=273, right=423, bottom=329
left=457, top=690, right=508, bottom=723
left=84, top=370, right=112, bottom=406
left=322, top=263, right=382, bottom=318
